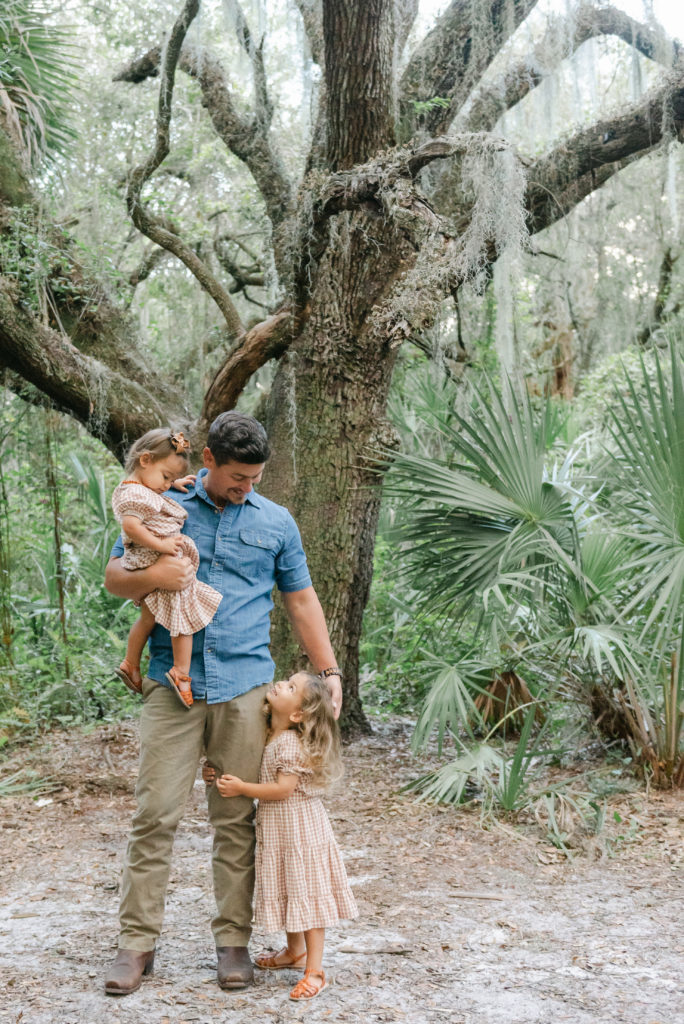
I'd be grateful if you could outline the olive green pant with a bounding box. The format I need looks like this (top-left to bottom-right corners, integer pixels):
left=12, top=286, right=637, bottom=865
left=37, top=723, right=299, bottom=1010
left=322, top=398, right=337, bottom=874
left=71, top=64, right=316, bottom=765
left=118, top=678, right=269, bottom=952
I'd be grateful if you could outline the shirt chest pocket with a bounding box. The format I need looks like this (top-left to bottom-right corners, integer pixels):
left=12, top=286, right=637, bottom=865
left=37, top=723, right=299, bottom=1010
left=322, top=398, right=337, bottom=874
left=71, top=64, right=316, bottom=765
left=237, top=528, right=280, bottom=580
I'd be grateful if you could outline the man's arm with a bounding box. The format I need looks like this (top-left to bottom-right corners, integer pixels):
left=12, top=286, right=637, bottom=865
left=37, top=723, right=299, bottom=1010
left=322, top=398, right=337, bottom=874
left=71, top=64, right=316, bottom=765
left=104, top=554, right=194, bottom=603
left=281, top=586, right=343, bottom=718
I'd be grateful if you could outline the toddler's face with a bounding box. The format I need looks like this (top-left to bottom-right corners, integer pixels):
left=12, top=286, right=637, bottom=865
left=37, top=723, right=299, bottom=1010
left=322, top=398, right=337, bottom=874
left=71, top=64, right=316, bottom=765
left=138, top=453, right=187, bottom=494
left=266, top=672, right=309, bottom=720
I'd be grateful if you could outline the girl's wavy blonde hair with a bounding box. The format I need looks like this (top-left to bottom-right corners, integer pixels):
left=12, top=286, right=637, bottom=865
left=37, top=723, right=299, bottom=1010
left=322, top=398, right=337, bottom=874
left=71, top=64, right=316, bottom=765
left=265, top=672, right=343, bottom=789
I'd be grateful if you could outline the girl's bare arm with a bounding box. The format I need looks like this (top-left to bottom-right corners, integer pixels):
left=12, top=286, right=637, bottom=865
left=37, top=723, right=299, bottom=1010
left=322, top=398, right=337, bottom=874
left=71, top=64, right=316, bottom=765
left=216, top=772, right=299, bottom=801
left=120, top=515, right=183, bottom=555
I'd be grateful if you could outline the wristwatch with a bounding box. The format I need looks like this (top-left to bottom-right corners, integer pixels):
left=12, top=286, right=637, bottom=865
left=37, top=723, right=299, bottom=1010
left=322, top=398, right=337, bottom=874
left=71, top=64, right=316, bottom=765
left=320, top=666, right=342, bottom=679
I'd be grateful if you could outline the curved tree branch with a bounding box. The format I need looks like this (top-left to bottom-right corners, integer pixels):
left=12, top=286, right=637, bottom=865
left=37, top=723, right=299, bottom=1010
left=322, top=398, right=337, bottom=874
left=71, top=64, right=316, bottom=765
left=400, top=0, right=539, bottom=137
left=213, top=238, right=265, bottom=292
left=125, top=0, right=244, bottom=340
left=226, top=0, right=273, bottom=129
left=353, top=69, right=684, bottom=349
left=525, top=69, right=684, bottom=235
left=461, top=1, right=681, bottom=133
left=0, top=278, right=185, bottom=462
left=200, top=308, right=305, bottom=424
left=128, top=245, right=174, bottom=289
left=294, top=0, right=324, bottom=67
left=115, top=43, right=294, bottom=238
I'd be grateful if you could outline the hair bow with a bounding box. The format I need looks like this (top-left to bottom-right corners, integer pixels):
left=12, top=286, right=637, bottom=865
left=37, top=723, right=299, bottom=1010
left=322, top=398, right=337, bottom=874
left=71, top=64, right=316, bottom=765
left=169, top=431, right=191, bottom=454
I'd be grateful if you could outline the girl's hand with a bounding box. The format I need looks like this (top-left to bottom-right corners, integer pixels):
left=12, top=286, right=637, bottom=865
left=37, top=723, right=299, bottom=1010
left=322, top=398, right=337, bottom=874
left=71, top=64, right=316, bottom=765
left=202, top=760, right=217, bottom=786
left=216, top=774, right=245, bottom=798
left=172, top=474, right=197, bottom=493
left=158, top=535, right=184, bottom=556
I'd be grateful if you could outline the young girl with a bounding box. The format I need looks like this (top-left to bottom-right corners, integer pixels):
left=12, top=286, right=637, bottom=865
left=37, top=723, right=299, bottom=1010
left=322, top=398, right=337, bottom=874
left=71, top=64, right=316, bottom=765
left=111, top=428, right=222, bottom=708
left=204, top=671, right=358, bottom=1001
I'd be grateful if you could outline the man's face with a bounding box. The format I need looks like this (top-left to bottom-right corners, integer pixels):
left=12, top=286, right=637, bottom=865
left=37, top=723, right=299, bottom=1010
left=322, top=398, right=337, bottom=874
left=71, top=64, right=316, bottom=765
left=203, top=449, right=265, bottom=505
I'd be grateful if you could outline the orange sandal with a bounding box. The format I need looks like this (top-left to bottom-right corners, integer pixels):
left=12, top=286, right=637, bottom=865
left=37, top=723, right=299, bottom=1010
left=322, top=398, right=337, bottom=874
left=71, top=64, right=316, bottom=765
left=255, top=946, right=307, bottom=971
left=165, top=667, right=193, bottom=709
left=115, top=658, right=142, bottom=695
left=289, top=969, right=327, bottom=1000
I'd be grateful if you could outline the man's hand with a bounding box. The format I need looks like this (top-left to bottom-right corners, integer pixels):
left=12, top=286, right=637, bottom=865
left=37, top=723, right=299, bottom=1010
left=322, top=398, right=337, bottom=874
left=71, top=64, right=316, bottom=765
left=216, top=774, right=245, bottom=798
left=325, top=673, right=343, bottom=719
left=153, top=553, right=194, bottom=590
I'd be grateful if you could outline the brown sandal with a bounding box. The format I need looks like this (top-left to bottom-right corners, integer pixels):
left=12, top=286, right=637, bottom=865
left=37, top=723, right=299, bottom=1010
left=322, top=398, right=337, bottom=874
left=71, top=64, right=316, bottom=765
left=289, top=969, right=327, bottom=1000
left=115, top=658, right=142, bottom=695
left=165, top=667, right=193, bottom=709
left=255, top=946, right=307, bottom=971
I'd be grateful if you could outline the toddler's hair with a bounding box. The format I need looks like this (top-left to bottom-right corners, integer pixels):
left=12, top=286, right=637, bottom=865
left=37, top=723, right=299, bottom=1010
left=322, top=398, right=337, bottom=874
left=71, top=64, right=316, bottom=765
left=265, top=672, right=343, bottom=788
left=124, top=428, right=190, bottom=474
left=297, top=673, right=343, bottom=788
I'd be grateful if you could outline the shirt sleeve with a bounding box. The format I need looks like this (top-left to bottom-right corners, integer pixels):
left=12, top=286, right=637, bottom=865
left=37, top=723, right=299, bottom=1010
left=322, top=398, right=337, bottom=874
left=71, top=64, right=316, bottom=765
left=274, top=513, right=312, bottom=593
left=275, top=731, right=313, bottom=778
left=109, top=535, right=125, bottom=560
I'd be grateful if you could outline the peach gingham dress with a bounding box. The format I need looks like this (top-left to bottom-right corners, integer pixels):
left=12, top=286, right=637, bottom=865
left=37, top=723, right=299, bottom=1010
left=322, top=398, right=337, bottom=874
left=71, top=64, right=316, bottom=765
left=254, top=729, right=358, bottom=932
left=111, top=480, right=222, bottom=636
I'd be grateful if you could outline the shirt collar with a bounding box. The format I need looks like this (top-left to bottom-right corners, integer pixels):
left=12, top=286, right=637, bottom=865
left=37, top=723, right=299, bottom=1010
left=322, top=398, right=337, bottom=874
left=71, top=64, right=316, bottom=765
left=195, top=467, right=263, bottom=509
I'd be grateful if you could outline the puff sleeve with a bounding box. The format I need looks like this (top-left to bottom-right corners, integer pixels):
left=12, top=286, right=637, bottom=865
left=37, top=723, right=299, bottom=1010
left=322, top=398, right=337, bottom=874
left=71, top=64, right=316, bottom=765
left=111, top=482, right=160, bottom=525
left=274, top=730, right=313, bottom=779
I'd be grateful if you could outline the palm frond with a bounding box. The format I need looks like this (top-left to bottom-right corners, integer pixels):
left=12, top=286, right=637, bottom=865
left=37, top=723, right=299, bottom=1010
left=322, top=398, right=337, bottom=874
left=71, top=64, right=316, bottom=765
left=411, top=660, right=493, bottom=753
left=403, top=744, right=503, bottom=804
left=0, top=0, right=79, bottom=165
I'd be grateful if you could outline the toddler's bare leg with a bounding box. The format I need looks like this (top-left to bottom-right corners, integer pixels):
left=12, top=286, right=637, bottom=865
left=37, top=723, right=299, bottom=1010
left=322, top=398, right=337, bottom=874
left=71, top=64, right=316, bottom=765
left=303, top=928, right=324, bottom=973
left=167, top=634, right=194, bottom=707
left=171, top=633, right=192, bottom=675
left=288, top=928, right=326, bottom=999
left=286, top=931, right=306, bottom=960
left=118, top=605, right=156, bottom=691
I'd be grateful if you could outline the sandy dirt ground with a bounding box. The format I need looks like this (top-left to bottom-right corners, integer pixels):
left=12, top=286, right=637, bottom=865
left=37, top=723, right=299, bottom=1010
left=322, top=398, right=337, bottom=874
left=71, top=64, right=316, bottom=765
left=1, top=717, right=682, bottom=1024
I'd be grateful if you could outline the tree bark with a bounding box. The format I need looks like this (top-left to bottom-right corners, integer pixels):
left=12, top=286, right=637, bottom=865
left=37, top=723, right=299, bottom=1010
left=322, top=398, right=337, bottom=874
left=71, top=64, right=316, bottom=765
left=323, top=0, right=396, bottom=169
left=262, top=210, right=413, bottom=732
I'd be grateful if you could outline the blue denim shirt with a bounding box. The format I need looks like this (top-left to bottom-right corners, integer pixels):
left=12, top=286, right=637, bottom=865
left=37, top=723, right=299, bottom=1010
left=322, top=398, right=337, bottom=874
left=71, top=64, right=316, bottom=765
left=109, top=468, right=312, bottom=703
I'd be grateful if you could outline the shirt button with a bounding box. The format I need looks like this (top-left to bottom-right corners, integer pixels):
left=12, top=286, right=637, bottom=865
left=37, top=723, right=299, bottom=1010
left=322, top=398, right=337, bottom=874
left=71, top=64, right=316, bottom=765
left=207, top=648, right=213, bottom=654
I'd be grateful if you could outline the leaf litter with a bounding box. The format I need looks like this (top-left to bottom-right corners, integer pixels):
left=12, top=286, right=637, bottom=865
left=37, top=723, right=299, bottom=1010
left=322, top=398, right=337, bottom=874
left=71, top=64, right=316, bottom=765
left=0, top=717, right=682, bottom=1024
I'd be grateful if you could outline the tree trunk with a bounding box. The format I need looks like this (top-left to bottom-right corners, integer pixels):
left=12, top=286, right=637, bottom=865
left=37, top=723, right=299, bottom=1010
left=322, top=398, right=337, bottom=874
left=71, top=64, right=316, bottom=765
left=262, top=210, right=411, bottom=733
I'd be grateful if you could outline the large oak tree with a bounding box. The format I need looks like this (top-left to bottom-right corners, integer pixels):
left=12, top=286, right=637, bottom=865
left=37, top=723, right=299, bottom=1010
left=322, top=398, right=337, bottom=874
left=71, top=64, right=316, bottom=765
left=1, top=0, right=683, bottom=729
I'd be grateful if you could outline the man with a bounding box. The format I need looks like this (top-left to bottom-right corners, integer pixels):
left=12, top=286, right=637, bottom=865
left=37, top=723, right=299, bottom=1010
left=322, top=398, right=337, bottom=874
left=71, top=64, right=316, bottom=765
left=103, top=412, right=342, bottom=996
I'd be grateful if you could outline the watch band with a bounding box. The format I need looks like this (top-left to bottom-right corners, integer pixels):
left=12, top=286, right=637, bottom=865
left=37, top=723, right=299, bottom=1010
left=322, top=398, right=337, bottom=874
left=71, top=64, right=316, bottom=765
left=320, top=666, right=342, bottom=679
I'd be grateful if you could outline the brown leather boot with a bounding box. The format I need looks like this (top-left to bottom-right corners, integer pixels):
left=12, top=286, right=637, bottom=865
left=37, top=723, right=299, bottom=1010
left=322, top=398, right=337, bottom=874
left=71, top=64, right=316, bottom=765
left=216, top=946, right=254, bottom=989
left=104, top=948, right=155, bottom=995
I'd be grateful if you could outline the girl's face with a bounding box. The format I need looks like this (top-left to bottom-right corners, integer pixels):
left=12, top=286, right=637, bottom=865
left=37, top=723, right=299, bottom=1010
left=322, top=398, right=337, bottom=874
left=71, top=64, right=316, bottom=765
left=266, top=672, right=309, bottom=722
left=136, top=452, right=187, bottom=494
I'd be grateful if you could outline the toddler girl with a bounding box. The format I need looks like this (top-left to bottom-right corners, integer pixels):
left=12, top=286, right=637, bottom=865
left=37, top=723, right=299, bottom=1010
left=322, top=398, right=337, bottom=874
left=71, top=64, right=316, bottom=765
left=204, top=671, right=358, bottom=1000
left=111, top=428, right=222, bottom=707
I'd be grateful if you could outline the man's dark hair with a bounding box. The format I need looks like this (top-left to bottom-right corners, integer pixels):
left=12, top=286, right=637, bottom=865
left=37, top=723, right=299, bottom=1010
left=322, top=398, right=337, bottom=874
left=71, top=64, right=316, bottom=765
left=207, top=411, right=271, bottom=466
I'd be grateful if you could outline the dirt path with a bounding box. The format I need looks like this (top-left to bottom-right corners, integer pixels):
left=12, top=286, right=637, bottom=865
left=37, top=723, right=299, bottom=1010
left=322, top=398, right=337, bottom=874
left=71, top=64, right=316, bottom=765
left=1, top=718, right=682, bottom=1024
